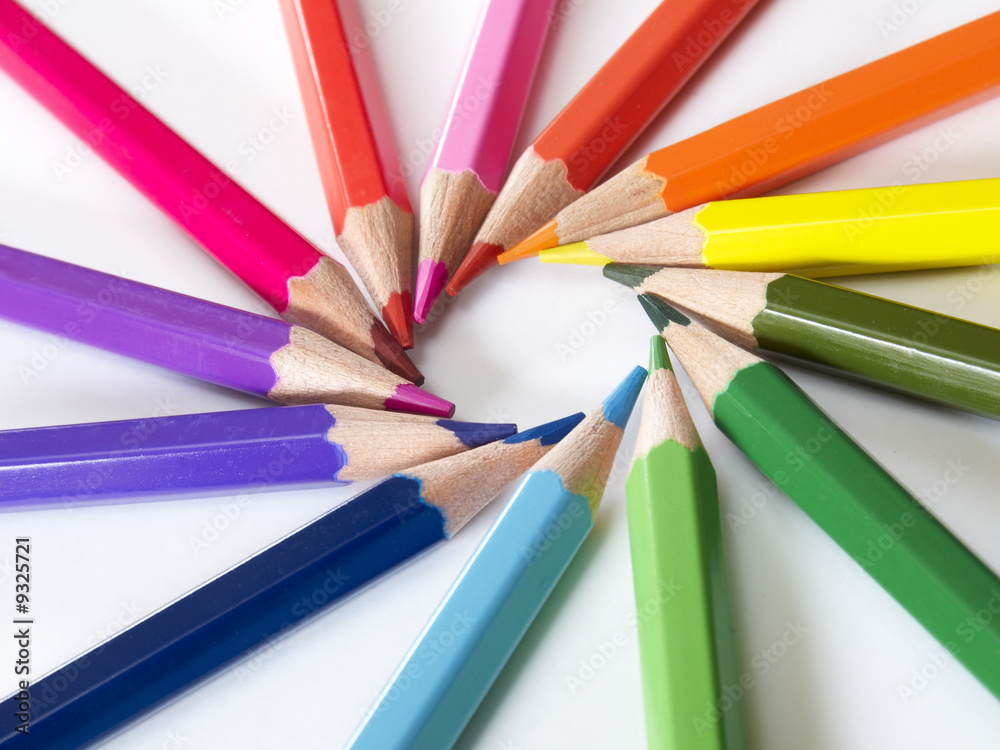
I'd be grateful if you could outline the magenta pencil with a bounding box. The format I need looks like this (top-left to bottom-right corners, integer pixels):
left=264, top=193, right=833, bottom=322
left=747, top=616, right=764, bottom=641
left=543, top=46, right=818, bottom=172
left=413, top=0, right=557, bottom=323
left=0, top=0, right=421, bottom=384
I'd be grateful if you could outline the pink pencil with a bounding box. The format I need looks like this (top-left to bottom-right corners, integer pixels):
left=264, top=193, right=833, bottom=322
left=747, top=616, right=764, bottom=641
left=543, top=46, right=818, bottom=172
left=0, top=0, right=421, bottom=384
left=413, top=0, right=557, bottom=324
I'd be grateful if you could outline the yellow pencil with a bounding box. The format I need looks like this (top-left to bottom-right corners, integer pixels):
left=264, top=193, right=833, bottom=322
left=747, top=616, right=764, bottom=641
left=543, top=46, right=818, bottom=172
left=535, top=177, right=1000, bottom=277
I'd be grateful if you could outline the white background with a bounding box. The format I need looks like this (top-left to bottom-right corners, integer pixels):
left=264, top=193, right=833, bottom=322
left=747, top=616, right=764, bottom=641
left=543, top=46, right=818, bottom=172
left=2, top=0, right=1000, bottom=747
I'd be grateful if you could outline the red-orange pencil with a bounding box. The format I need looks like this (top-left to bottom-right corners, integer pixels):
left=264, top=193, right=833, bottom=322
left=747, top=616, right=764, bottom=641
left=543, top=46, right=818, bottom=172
left=281, top=0, right=415, bottom=349
left=446, top=0, right=760, bottom=295
left=504, top=10, right=1000, bottom=261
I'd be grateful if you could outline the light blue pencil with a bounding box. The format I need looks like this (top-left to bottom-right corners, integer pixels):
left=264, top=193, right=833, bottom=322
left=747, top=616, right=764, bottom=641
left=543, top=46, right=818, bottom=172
left=348, top=365, right=647, bottom=749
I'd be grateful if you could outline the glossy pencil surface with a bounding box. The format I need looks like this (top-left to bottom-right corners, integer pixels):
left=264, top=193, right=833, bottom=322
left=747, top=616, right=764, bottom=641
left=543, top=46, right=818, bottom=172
left=542, top=178, right=1000, bottom=275
left=613, top=265, right=1000, bottom=419
left=626, top=337, right=745, bottom=750
left=447, top=0, right=760, bottom=294
left=640, top=294, right=1000, bottom=703
left=281, top=0, right=415, bottom=348
left=0, top=0, right=419, bottom=379
left=0, top=404, right=517, bottom=509
left=349, top=367, right=645, bottom=750
left=414, top=0, right=555, bottom=323
left=0, top=415, right=583, bottom=750
left=506, top=10, right=1000, bottom=259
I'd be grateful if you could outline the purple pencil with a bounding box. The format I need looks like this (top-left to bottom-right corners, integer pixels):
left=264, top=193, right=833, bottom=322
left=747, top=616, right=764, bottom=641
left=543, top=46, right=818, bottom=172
left=0, top=404, right=516, bottom=510
left=0, top=244, right=453, bottom=416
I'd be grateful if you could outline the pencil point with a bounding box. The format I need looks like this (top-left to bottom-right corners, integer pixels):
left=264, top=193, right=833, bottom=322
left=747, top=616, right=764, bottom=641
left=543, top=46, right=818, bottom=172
left=638, top=294, right=690, bottom=332
left=649, top=335, right=672, bottom=373
left=437, top=420, right=518, bottom=448
left=382, top=291, right=414, bottom=350
left=385, top=384, right=455, bottom=418
left=601, top=366, right=647, bottom=429
left=446, top=242, right=502, bottom=295
left=506, top=412, right=586, bottom=445
left=604, top=263, right=658, bottom=288
left=538, top=242, right=609, bottom=266
left=413, top=259, right=448, bottom=324
left=499, top=220, right=559, bottom=263
left=370, top=322, right=424, bottom=385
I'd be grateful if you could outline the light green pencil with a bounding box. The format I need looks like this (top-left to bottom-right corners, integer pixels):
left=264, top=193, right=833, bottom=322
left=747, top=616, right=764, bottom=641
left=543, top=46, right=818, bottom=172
left=625, top=335, right=746, bottom=749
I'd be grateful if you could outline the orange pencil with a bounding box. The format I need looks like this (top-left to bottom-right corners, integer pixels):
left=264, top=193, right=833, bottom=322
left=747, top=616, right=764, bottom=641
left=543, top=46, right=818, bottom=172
left=446, top=0, right=761, bottom=295
left=503, top=10, right=1000, bottom=261
left=281, top=0, right=415, bottom=348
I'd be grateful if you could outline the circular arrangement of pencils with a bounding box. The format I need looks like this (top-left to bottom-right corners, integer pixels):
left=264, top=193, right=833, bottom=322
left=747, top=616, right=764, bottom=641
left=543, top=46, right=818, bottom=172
left=2, top=2, right=1000, bottom=748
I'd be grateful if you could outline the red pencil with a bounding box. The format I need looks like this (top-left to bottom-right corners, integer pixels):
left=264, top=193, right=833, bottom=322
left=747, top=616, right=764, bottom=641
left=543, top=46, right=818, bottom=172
left=281, top=0, right=415, bottom=349
left=0, top=0, right=421, bottom=383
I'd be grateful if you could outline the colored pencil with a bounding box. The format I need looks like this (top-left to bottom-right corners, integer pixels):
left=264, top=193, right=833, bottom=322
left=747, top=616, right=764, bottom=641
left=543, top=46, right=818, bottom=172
left=501, top=10, right=1000, bottom=261
left=349, top=366, right=646, bottom=750
left=413, top=0, right=556, bottom=322
left=281, top=0, right=415, bottom=348
left=0, top=414, right=584, bottom=750
left=0, top=245, right=451, bottom=414
left=447, top=0, right=760, bottom=294
left=626, top=336, right=745, bottom=750
left=610, top=264, right=1000, bottom=419
left=0, top=0, right=420, bottom=382
left=639, top=293, right=1000, bottom=702
left=540, top=177, right=1000, bottom=276
left=0, top=404, right=517, bottom=509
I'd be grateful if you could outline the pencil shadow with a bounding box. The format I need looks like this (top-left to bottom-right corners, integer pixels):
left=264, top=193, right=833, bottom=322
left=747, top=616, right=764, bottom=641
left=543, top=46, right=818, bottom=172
left=452, top=508, right=616, bottom=749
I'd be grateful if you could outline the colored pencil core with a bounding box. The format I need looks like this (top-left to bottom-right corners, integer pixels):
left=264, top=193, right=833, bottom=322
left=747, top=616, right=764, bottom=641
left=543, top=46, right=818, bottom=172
left=385, top=384, right=455, bottom=418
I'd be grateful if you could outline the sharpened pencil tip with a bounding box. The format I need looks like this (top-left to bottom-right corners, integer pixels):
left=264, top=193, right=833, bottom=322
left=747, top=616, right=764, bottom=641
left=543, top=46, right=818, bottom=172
left=382, top=291, right=414, bottom=350
left=500, top=221, right=560, bottom=263
left=603, top=263, right=658, bottom=288
left=370, top=321, right=423, bottom=384
left=601, top=366, right=647, bottom=430
left=437, top=420, right=517, bottom=448
left=505, top=412, right=585, bottom=445
left=649, top=335, right=672, bottom=373
left=385, top=384, right=455, bottom=418
left=446, top=242, right=502, bottom=295
left=413, top=259, right=448, bottom=324
left=638, top=293, right=690, bottom=331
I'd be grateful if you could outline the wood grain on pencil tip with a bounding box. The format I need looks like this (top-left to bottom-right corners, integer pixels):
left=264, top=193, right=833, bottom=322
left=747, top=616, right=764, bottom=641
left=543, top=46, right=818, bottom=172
left=614, top=264, right=1000, bottom=420
left=0, top=245, right=451, bottom=415
left=348, top=368, right=645, bottom=749
left=445, top=0, right=761, bottom=295
left=281, top=0, right=415, bottom=348
left=502, top=10, right=1000, bottom=260
left=0, top=0, right=420, bottom=379
left=626, top=335, right=745, bottom=750
left=0, top=414, right=582, bottom=749
left=542, top=177, right=1000, bottom=275
left=414, top=0, right=556, bottom=322
left=638, top=292, right=1000, bottom=703
left=0, top=405, right=517, bottom=509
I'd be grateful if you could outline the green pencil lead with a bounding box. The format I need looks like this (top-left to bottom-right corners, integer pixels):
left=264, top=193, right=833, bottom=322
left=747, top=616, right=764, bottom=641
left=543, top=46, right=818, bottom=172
left=648, top=334, right=672, bottom=373
left=638, top=293, right=691, bottom=329
left=604, top=263, right=658, bottom=288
